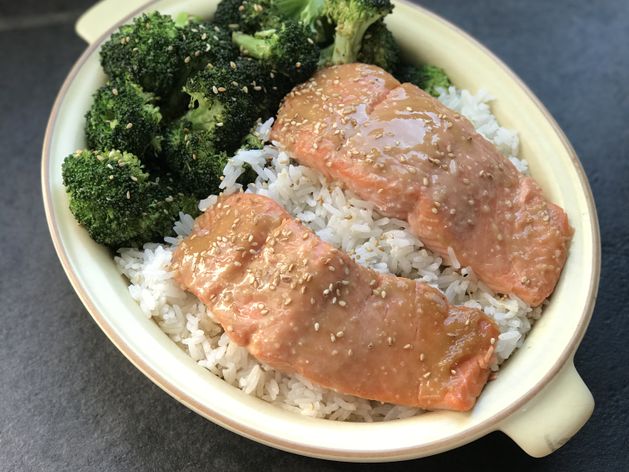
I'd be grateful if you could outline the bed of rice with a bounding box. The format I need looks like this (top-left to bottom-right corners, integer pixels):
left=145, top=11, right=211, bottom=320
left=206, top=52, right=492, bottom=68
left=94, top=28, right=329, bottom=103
left=115, top=86, right=541, bottom=422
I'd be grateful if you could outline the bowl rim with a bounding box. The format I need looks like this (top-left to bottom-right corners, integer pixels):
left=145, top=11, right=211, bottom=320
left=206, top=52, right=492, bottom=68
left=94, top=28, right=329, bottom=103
left=41, top=0, right=601, bottom=460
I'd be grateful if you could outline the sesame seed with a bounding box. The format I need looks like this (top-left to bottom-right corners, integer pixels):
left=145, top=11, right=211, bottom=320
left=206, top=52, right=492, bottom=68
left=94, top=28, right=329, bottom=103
left=338, top=300, right=347, bottom=307
left=125, top=122, right=133, bottom=129
left=261, top=309, right=269, bottom=315
left=328, top=265, right=335, bottom=272
left=284, top=298, right=292, bottom=306
left=420, top=353, right=425, bottom=361
left=490, top=337, right=496, bottom=345
left=423, top=372, right=432, bottom=378
left=336, top=331, right=344, bottom=338
left=330, top=334, right=336, bottom=342
left=403, top=344, right=412, bottom=350
left=233, top=261, right=242, bottom=267
left=451, top=369, right=457, bottom=375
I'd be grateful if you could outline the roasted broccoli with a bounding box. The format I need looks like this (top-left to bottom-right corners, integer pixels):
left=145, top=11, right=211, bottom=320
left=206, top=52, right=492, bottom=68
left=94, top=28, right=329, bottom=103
left=357, top=20, right=400, bottom=72
left=232, top=21, right=320, bottom=84
left=178, top=20, right=239, bottom=73
left=182, top=65, right=258, bottom=150
left=396, top=64, right=451, bottom=97
left=162, top=119, right=232, bottom=198
left=273, top=0, right=331, bottom=43
left=85, top=77, right=162, bottom=158
left=161, top=64, right=260, bottom=197
left=213, top=0, right=279, bottom=32
left=156, top=20, right=241, bottom=119
left=228, top=57, right=290, bottom=119
left=323, top=0, right=393, bottom=65
left=61, top=149, right=197, bottom=248
left=100, top=12, right=182, bottom=98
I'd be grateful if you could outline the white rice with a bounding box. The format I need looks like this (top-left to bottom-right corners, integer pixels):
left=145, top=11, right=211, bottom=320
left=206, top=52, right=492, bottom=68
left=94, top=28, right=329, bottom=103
left=115, top=86, right=541, bottom=421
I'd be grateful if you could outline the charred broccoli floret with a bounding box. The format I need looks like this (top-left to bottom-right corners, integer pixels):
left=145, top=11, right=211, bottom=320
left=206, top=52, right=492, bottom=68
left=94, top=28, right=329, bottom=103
left=61, top=149, right=197, bottom=248
left=323, top=0, right=393, bottom=65
left=232, top=21, right=319, bottom=84
left=357, top=20, right=400, bottom=72
left=100, top=12, right=182, bottom=98
left=85, top=77, right=162, bottom=158
left=396, top=64, right=452, bottom=97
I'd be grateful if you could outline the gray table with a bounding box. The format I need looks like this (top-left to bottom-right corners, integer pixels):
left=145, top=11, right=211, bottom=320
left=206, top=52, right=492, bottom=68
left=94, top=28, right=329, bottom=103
left=1, top=0, right=627, bottom=470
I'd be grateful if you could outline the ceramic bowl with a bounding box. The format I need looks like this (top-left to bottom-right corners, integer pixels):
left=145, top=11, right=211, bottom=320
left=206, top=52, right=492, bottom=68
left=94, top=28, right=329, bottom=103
left=42, top=0, right=600, bottom=461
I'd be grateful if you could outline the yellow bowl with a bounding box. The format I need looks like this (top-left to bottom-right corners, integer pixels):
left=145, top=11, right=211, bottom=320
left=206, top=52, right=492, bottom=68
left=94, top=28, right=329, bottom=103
left=42, top=0, right=600, bottom=461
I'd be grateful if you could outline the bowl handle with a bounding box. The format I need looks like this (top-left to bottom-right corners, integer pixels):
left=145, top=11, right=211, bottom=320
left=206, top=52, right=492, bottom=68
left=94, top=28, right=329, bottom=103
left=498, top=358, right=594, bottom=457
left=75, top=0, right=149, bottom=44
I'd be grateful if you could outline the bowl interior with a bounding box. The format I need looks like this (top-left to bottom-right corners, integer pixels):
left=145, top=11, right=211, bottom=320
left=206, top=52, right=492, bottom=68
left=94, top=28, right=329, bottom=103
left=42, top=0, right=599, bottom=461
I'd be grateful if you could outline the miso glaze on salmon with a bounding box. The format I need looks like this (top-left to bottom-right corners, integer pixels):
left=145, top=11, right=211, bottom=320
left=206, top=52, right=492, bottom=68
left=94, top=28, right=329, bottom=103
left=172, top=194, right=499, bottom=411
left=271, top=64, right=572, bottom=306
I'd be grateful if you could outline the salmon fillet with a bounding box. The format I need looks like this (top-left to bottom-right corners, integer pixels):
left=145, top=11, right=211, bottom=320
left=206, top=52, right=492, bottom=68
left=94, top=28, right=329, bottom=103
left=271, top=64, right=572, bottom=306
left=172, top=194, right=499, bottom=411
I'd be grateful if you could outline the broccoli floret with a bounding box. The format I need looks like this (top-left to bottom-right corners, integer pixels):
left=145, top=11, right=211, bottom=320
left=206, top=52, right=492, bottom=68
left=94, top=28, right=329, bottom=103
left=229, top=56, right=292, bottom=119
left=61, top=149, right=197, bottom=248
left=100, top=12, right=182, bottom=98
left=273, top=0, right=331, bottom=43
left=178, top=20, right=239, bottom=73
left=232, top=21, right=319, bottom=84
left=213, top=0, right=279, bottom=32
left=357, top=20, right=400, bottom=72
left=158, top=20, right=241, bottom=119
left=162, top=65, right=260, bottom=197
left=85, top=77, right=162, bottom=158
left=396, top=64, right=452, bottom=97
left=162, top=119, right=232, bottom=198
left=323, top=0, right=393, bottom=65
left=182, top=65, right=258, bottom=151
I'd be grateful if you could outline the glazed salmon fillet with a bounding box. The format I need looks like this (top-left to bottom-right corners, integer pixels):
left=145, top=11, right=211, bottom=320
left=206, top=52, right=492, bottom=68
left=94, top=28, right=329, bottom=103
left=172, top=194, right=499, bottom=411
left=271, top=64, right=572, bottom=306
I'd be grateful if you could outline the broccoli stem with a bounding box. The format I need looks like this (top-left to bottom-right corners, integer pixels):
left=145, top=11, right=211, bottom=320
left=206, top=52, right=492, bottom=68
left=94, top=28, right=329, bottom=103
left=232, top=31, right=273, bottom=59
left=332, top=19, right=378, bottom=64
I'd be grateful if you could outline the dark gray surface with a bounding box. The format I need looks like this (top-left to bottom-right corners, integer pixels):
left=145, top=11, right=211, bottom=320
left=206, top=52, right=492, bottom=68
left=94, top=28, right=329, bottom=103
left=1, top=0, right=628, bottom=470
